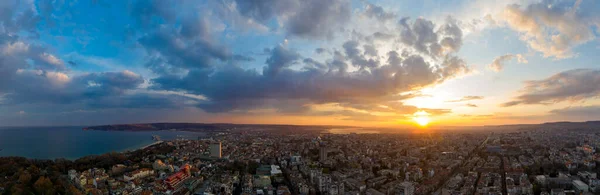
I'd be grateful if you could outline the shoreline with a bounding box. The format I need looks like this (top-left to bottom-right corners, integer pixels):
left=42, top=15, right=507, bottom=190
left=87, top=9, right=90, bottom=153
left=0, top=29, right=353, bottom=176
left=0, top=141, right=166, bottom=161
left=140, top=140, right=164, bottom=150
left=0, top=127, right=206, bottom=161
left=121, top=140, right=164, bottom=153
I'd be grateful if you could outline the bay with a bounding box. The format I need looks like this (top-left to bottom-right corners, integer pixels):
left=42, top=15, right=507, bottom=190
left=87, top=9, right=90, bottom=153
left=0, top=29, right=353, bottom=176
left=0, top=126, right=205, bottom=160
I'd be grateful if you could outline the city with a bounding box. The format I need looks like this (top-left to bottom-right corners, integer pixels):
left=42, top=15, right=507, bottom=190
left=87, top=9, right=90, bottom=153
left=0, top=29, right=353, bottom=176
left=3, top=124, right=600, bottom=195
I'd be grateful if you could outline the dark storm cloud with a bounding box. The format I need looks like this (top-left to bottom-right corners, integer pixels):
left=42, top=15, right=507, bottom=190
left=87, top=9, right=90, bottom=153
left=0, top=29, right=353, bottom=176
left=502, top=69, right=600, bottom=107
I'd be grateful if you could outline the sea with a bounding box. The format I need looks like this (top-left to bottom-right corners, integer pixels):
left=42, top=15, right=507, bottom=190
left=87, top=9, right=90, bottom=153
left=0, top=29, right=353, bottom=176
left=0, top=126, right=205, bottom=160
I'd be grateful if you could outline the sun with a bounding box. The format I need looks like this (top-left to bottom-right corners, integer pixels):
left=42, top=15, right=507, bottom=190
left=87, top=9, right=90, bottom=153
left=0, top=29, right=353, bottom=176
left=412, top=110, right=431, bottom=127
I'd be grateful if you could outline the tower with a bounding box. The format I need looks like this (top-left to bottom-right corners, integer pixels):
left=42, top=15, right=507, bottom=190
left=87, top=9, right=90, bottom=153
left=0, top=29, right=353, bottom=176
left=210, top=142, right=222, bottom=158
left=319, top=146, right=327, bottom=162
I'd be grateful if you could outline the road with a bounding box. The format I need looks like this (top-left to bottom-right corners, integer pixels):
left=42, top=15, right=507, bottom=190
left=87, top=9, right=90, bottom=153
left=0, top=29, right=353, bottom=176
left=431, top=136, right=489, bottom=195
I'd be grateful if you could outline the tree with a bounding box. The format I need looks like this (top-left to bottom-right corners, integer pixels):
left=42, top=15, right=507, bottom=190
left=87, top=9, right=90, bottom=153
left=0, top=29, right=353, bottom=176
left=67, top=185, right=84, bottom=195
left=18, top=172, right=32, bottom=184
left=33, top=176, right=55, bottom=195
left=142, top=190, right=153, bottom=195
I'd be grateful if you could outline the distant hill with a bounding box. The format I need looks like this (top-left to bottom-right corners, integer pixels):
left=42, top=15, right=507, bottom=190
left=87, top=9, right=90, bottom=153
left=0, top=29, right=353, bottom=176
left=84, top=123, right=225, bottom=131
left=84, top=122, right=351, bottom=132
left=482, top=120, right=600, bottom=131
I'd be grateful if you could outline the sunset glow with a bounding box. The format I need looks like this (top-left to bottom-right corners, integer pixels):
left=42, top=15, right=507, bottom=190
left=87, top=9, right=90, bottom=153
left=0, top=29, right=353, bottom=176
left=412, top=111, right=431, bottom=127
left=0, top=0, right=599, bottom=128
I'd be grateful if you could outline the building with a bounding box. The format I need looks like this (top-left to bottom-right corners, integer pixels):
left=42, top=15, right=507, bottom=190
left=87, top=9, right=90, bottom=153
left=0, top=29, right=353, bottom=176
left=366, top=188, right=385, bottom=195
left=573, top=180, right=589, bottom=193
left=210, top=142, right=222, bottom=158
left=253, top=175, right=272, bottom=188
left=319, top=146, right=328, bottom=162
left=68, top=170, right=77, bottom=181
left=396, top=181, right=414, bottom=195
left=164, top=164, right=191, bottom=191
left=124, top=168, right=154, bottom=181
left=153, top=159, right=168, bottom=171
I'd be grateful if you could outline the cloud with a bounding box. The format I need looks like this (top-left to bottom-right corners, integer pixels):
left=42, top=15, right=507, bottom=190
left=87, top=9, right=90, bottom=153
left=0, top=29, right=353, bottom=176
left=2, top=0, right=478, bottom=125
left=138, top=28, right=232, bottom=71
left=502, top=69, right=600, bottom=106
left=362, top=2, right=396, bottom=22
left=263, top=45, right=301, bottom=76
left=466, top=103, right=478, bottom=108
left=38, top=52, right=66, bottom=70
left=342, top=40, right=379, bottom=69
left=1, top=41, right=29, bottom=55
left=0, top=3, right=187, bottom=112
left=315, top=48, right=327, bottom=54
left=501, top=0, right=599, bottom=59
left=488, top=54, right=527, bottom=72
left=67, top=60, right=77, bottom=66
left=145, top=11, right=472, bottom=116
left=230, top=0, right=351, bottom=39
left=369, top=32, right=395, bottom=41
left=151, top=41, right=470, bottom=114
left=446, top=96, right=484, bottom=103
left=398, top=17, right=464, bottom=57
left=549, top=105, right=600, bottom=117
left=3, top=70, right=144, bottom=104
left=285, top=0, right=351, bottom=39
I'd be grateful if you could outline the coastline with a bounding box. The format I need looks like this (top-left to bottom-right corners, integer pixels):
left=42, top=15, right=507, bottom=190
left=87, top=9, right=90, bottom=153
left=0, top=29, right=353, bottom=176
left=121, top=140, right=164, bottom=153
left=0, top=127, right=206, bottom=160
left=140, top=141, right=164, bottom=150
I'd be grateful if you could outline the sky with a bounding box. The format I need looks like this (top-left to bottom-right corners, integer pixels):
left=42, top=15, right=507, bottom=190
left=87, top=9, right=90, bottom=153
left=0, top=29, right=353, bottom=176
left=0, top=0, right=600, bottom=127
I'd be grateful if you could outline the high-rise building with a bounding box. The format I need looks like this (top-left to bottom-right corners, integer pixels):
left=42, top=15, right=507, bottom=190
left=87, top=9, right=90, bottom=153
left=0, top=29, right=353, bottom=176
left=319, top=146, right=328, bottom=162
left=210, top=142, right=222, bottom=158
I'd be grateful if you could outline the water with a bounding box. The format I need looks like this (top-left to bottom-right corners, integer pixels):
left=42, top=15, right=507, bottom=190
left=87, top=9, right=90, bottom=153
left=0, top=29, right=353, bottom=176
left=0, top=126, right=205, bottom=160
